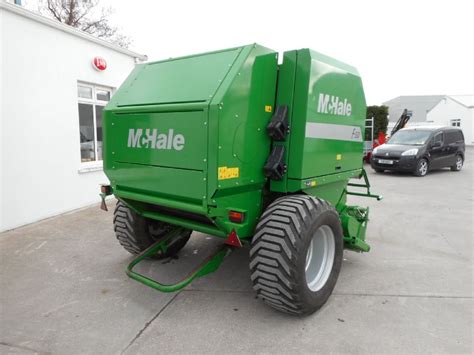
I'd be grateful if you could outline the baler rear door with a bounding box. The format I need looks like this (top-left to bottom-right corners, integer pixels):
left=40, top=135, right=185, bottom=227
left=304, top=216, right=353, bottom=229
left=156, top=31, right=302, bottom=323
left=104, top=47, right=245, bottom=208
left=106, top=110, right=207, bottom=204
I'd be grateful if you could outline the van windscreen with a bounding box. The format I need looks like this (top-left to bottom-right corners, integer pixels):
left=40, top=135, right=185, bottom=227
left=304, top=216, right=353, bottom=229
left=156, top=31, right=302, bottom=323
left=388, top=130, right=432, bottom=145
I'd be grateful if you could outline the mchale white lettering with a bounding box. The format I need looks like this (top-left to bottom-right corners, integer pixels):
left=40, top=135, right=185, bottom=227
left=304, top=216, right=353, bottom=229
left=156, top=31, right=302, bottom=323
left=127, top=129, right=185, bottom=151
left=317, top=93, right=352, bottom=117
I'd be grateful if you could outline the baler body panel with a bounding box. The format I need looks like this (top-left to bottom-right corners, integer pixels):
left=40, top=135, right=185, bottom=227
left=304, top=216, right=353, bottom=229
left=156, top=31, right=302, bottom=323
left=112, top=48, right=241, bottom=106
left=272, top=49, right=366, bottom=201
left=111, top=162, right=206, bottom=204
left=208, top=46, right=278, bottom=238
left=103, top=44, right=278, bottom=238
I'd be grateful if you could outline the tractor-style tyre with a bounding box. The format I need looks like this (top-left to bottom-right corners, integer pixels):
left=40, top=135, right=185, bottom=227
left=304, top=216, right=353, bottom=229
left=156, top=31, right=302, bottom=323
left=249, top=195, right=343, bottom=316
left=113, top=201, right=191, bottom=259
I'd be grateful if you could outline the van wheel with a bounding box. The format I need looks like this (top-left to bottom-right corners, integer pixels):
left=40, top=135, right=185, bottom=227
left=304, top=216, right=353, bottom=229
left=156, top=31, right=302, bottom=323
left=249, top=195, right=343, bottom=316
left=414, top=158, right=429, bottom=177
left=113, top=201, right=191, bottom=258
left=451, top=155, right=463, bottom=171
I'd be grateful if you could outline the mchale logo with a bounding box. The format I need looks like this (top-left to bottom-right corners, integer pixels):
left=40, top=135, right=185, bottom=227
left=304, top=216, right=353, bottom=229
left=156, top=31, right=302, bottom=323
left=128, top=129, right=185, bottom=151
left=317, top=93, right=352, bottom=117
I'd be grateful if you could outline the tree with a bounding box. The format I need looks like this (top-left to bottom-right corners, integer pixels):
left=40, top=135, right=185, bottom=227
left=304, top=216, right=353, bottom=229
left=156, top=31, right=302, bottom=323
left=38, top=0, right=131, bottom=48
left=366, top=105, right=389, bottom=140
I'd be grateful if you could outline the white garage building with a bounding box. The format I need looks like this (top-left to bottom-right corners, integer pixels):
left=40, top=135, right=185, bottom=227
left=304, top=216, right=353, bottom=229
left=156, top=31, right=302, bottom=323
left=0, top=2, right=147, bottom=231
left=383, top=95, right=474, bottom=145
left=427, top=96, right=474, bottom=144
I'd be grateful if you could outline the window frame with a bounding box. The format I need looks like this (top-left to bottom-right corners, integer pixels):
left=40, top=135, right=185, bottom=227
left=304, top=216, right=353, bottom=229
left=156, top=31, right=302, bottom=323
left=77, top=82, right=113, bottom=168
left=431, top=131, right=444, bottom=146
left=450, top=119, right=461, bottom=127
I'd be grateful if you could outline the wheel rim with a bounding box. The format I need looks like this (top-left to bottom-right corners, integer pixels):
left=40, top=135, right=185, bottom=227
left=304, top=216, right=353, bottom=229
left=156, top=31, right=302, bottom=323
left=419, top=160, right=428, bottom=175
left=456, top=156, right=463, bottom=170
left=305, top=225, right=335, bottom=292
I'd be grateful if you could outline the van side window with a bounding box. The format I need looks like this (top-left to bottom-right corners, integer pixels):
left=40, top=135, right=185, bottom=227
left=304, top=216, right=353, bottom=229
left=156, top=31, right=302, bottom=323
left=445, top=132, right=456, bottom=144
left=446, top=131, right=464, bottom=143
left=433, top=132, right=443, bottom=144
left=454, top=131, right=464, bottom=142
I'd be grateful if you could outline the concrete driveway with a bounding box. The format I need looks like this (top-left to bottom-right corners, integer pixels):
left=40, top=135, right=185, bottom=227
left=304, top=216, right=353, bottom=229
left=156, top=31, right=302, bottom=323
left=1, top=149, right=472, bottom=354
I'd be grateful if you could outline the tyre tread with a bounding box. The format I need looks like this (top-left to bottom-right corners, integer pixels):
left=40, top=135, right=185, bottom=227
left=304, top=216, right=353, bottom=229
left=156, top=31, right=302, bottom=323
left=113, top=201, right=191, bottom=257
left=249, top=194, right=339, bottom=315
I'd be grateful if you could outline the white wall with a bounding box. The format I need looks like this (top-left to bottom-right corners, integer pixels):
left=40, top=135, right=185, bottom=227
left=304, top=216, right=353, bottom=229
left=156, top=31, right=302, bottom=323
left=1, top=8, right=140, bottom=231
left=427, top=97, right=474, bottom=145
left=0, top=7, right=4, bottom=233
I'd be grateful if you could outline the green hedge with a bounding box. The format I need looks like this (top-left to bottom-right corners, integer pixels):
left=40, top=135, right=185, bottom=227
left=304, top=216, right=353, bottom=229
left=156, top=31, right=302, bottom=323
left=366, top=105, right=389, bottom=140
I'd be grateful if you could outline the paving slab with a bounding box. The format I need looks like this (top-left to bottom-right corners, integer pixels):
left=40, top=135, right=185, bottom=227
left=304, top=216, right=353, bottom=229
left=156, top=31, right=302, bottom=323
left=124, top=290, right=472, bottom=354
left=0, top=208, right=176, bottom=354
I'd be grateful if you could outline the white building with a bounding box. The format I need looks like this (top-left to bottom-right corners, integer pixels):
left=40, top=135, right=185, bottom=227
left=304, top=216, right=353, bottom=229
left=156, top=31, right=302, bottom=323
left=427, top=96, right=474, bottom=144
left=383, top=95, right=474, bottom=145
left=0, top=1, right=147, bottom=231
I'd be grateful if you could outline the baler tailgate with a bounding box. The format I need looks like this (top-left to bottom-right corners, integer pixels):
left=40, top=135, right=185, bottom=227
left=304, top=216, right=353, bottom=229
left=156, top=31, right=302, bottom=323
left=106, top=110, right=208, bottom=206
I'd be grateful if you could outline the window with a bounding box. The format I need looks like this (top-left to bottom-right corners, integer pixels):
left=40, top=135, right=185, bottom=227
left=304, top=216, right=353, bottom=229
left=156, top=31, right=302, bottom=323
left=78, top=85, right=93, bottom=99
left=445, top=131, right=456, bottom=144
left=432, top=132, right=443, bottom=145
left=450, top=119, right=461, bottom=127
left=77, top=83, right=112, bottom=163
left=388, top=129, right=432, bottom=145
left=446, top=130, right=464, bottom=144
left=96, top=89, right=111, bottom=101
left=454, top=130, right=464, bottom=142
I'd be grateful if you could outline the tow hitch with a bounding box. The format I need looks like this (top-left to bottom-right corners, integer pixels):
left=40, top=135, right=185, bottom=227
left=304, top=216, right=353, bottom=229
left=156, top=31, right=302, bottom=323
left=99, top=184, right=112, bottom=211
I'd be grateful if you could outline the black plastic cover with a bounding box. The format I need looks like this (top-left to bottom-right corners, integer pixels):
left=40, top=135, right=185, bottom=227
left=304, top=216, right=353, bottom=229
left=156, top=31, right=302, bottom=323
left=264, top=145, right=287, bottom=180
left=266, top=105, right=289, bottom=141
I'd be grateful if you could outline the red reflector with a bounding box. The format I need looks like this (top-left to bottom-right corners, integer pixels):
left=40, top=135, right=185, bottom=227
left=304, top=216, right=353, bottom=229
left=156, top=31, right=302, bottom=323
left=228, top=211, right=245, bottom=223
left=225, top=229, right=243, bottom=247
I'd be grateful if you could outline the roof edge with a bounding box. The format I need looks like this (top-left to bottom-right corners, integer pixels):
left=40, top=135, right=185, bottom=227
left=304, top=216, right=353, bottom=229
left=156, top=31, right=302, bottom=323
left=1, top=1, right=147, bottom=61
left=426, top=96, right=446, bottom=113
left=447, top=96, right=473, bottom=108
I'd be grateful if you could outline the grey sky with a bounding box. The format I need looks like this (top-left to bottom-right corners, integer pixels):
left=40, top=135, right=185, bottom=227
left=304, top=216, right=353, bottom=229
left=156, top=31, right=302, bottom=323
left=103, top=0, right=473, bottom=105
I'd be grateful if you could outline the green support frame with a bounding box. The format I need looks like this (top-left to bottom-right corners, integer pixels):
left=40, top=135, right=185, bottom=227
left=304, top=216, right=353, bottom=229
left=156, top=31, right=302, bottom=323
left=126, top=229, right=232, bottom=292
left=346, top=169, right=383, bottom=201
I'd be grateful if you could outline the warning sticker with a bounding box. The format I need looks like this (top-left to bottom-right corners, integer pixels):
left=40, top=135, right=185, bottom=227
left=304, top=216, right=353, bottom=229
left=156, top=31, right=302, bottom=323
left=265, top=105, right=272, bottom=113
left=218, top=166, right=240, bottom=180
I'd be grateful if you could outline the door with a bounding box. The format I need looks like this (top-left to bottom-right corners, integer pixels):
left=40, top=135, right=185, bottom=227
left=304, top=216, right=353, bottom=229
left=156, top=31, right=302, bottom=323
left=428, top=132, right=449, bottom=169
left=444, top=131, right=459, bottom=166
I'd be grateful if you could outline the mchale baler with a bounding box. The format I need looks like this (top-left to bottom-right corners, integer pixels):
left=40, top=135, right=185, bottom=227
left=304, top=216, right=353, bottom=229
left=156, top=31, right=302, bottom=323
left=100, top=44, right=381, bottom=315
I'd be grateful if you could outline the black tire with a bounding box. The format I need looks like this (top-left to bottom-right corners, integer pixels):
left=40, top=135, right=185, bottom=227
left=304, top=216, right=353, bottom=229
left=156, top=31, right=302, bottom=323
left=249, top=195, right=343, bottom=316
left=374, top=169, right=385, bottom=173
left=113, top=201, right=191, bottom=259
left=451, top=154, right=463, bottom=171
left=413, top=158, right=429, bottom=177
